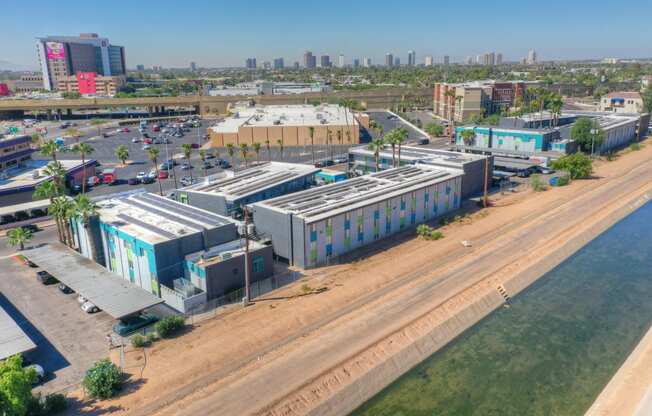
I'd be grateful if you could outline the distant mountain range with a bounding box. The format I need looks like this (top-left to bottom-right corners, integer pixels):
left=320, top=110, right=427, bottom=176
left=0, top=60, right=37, bottom=71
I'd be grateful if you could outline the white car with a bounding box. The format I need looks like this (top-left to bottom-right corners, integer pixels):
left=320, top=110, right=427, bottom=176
left=148, top=170, right=157, bottom=179
left=131, top=137, right=140, bottom=143
left=77, top=294, right=87, bottom=304
left=81, top=301, right=100, bottom=314
left=136, top=171, right=147, bottom=181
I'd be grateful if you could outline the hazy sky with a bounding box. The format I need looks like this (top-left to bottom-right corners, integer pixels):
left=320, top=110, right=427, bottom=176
left=3, top=0, right=652, bottom=69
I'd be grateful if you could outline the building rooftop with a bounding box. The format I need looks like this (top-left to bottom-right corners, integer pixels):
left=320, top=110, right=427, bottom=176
left=350, top=145, right=486, bottom=166
left=0, top=304, right=36, bottom=361
left=253, top=165, right=463, bottom=223
left=0, top=159, right=90, bottom=196
left=94, top=190, right=235, bottom=245
left=604, top=91, right=642, bottom=99
left=211, top=104, right=357, bottom=133
left=183, top=162, right=320, bottom=201
left=185, top=238, right=266, bottom=267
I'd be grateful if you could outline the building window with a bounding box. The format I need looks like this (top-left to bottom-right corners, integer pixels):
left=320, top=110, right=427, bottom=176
left=252, top=256, right=264, bottom=273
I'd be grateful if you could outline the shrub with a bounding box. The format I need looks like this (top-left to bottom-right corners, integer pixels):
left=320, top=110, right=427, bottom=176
left=131, top=334, right=148, bottom=348
left=416, top=225, right=445, bottom=241
left=550, top=153, right=593, bottom=179
left=630, top=142, right=641, bottom=151
left=300, top=284, right=313, bottom=294
left=155, top=316, right=185, bottom=338
left=146, top=333, right=159, bottom=343
left=530, top=174, right=546, bottom=192
left=556, top=175, right=570, bottom=186
left=83, top=359, right=122, bottom=399
left=43, top=393, right=68, bottom=414
left=605, top=151, right=618, bottom=161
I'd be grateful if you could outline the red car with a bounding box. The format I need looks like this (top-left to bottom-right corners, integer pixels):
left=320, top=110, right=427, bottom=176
left=158, top=170, right=169, bottom=179
left=122, top=127, right=130, bottom=133
left=152, top=126, right=160, bottom=132
left=143, top=138, right=153, bottom=144
left=190, top=143, right=200, bottom=149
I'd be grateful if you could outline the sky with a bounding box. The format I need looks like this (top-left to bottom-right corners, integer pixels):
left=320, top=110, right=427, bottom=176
left=2, top=0, right=652, bottom=69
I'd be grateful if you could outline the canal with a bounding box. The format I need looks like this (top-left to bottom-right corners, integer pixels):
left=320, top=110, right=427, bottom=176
left=353, top=201, right=652, bottom=416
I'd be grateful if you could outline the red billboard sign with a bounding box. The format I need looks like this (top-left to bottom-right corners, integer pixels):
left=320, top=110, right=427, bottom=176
left=76, top=72, right=97, bottom=95
left=0, top=83, right=9, bottom=96
left=46, top=42, right=66, bottom=59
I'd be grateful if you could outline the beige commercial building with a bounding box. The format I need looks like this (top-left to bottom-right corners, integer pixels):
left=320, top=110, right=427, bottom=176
left=599, top=92, right=645, bottom=113
left=56, top=75, right=126, bottom=96
left=209, top=104, right=367, bottom=148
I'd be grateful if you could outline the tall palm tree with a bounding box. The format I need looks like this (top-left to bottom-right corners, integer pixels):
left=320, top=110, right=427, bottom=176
left=182, top=143, right=193, bottom=180
left=264, top=139, right=271, bottom=162
left=6, top=227, right=33, bottom=251
left=276, top=139, right=284, bottom=160
left=239, top=143, right=249, bottom=168
left=40, top=140, right=61, bottom=163
left=393, top=128, right=408, bottom=167
left=226, top=143, right=236, bottom=172
left=384, top=129, right=397, bottom=167
left=71, top=142, right=94, bottom=193
left=115, top=145, right=129, bottom=166
left=346, top=130, right=352, bottom=145
left=252, top=142, right=261, bottom=165
left=368, top=138, right=385, bottom=172
left=326, top=129, right=333, bottom=161
left=308, top=126, right=316, bottom=164
left=199, top=149, right=207, bottom=177
left=148, top=147, right=163, bottom=195
left=33, top=180, right=64, bottom=243
left=71, top=195, right=99, bottom=262
left=42, top=162, right=67, bottom=194
left=50, top=196, right=74, bottom=247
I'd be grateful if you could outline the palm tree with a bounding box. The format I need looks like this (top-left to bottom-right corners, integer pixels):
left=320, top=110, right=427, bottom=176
left=264, top=139, right=271, bottom=162
left=368, top=138, right=385, bottom=172
left=71, top=142, right=94, bottom=193
left=239, top=143, right=249, bottom=168
left=182, top=143, right=193, bottom=180
left=115, top=145, right=129, bottom=166
left=148, top=147, right=163, bottom=195
left=308, top=126, right=316, bottom=164
left=199, top=149, right=207, bottom=177
left=50, top=196, right=74, bottom=247
left=6, top=227, right=33, bottom=251
left=346, top=130, right=352, bottom=145
left=326, top=129, right=333, bottom=161
left=384, top=129, right=397, bottom=167
left=33, top=181, right=64, bottom=243
left=71, top=195, right=100, bottom=262
left=42, top=162, right=67, bottom=194
left=393, top=128, right=408, bottom=167
left=459, top=129, right=476, bottom=146
left=276, top=139, right=284, bottom=160
left=40, top=140, right=61, bottom=163
left=226, top=143, right=236, bottom=172
left=252, top=142, right=261, bottom=165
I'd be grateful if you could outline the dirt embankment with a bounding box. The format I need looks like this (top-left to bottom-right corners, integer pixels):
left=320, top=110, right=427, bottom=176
left=70, top=141, right=652, bottom=416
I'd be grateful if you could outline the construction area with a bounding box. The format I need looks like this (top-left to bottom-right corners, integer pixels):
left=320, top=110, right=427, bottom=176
left=59, top=135, right=652, bottom=416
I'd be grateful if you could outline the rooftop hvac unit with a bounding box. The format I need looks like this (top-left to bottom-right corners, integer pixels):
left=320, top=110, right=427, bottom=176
left=237, top=223, right=255, bottom=236
left=316, top=113, right=323, bottom=119
left=320, top=119, right=328, bottom=124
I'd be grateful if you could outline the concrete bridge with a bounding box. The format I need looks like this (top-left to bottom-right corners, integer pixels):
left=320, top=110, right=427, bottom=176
left=0, top=88, right=433, bottom=119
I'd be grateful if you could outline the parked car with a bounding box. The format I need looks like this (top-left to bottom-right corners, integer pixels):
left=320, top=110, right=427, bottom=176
left=180, top=163, right=192, bottom=170
left=136, top=172, right=147, bottom=181
left=122, top=127, right=130, bottom=133
left=417, top=138, right=430, bottom=145
left=143, top=138, right=153, bottom=144
left=190, top=143, right=200, bottom=149
left=180, top=176, right=196, bottom=186
left=77, top=294, right=87, bottom=304
left=217, top=159, right=231, bottom=169
left=147, top=170, right=158, bottom=179
left=158, top=170, right=169, bottom=179
left=205, top=152, right=216, bottom=159
left=29, top=209, right=46, bottom=218
left=22, top=224, right=39, bottom=233
left=13, top=211, right=29, bottom=221
left=132, top=137, right=140, bottom=143
left=87, top=176, right=101, bottom=187
left=128, top=177, right=140, bottom=185
left=142, top=144, right=151, bottom=151
left=81, top=301, right=100, bottom=314
left=141, top=176, right=155, bottom=184
left=58, top=283, right=74, bottom=294
left=112, top=313, right=160, bottom=336
left=36, top=271, right=58, bottom=285
left=0, top=214, right=15, bottom=225
left=202, top=161, right=213, bottom=169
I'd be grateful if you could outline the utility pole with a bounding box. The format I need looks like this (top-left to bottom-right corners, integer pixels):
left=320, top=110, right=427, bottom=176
left=590, top=128, right=598, bottom=158
left=483, top=157, right=489, bottom=208
left=243, top=206, right=251, bottom=306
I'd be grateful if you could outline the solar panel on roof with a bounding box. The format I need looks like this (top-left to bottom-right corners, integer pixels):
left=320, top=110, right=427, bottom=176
left=120, top=197, right=203, bottom=231
left=116, top=213, right=177, bottom=239
left=135, top=193, right=227, bottom=226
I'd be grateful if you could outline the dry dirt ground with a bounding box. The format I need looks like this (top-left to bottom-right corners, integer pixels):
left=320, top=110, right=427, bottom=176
left=68, top=140, right=652, bottom=416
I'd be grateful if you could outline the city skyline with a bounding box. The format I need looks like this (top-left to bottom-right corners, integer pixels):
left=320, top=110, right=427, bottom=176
left=2, top=0, right=652, bottom=69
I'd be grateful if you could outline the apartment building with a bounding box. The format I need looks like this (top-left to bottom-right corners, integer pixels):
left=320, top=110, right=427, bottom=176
left=57, top=72, right=126, bottom=96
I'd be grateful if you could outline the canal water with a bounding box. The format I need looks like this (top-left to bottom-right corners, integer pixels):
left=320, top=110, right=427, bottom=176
left=353, top=201, right=652, bottom=416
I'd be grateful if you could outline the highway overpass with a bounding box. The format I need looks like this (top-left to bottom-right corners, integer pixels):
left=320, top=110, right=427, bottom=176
left=0, top=88, right=432, bottom=119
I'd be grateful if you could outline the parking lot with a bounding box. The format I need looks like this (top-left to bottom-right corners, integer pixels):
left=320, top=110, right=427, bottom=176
left=0, top=255, right=114, bottom=393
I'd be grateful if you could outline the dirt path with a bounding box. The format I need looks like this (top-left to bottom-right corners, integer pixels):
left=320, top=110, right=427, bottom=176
left=69, top=142, right=652, bottom=416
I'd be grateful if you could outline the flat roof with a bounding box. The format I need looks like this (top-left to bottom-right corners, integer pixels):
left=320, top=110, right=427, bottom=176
left=494, top=156, right=540, bottom=169
left=0, top=199, right=50, bottom=216
left=22, top=243, right=164, bottom=319
left=183, top=162, right=320, bottom=201
left=0, top=159, right=90, bottom=195
left=211, top=104, right=357, bottom=133
left=350, top=145, right=486, bottom=166
left=185, top=238, right=266, bottom=267
left=253, top=165, right=463, bottom=223
left=0, top=305, right=36, bottom=360
left=94, top=190, right=235, bottom=245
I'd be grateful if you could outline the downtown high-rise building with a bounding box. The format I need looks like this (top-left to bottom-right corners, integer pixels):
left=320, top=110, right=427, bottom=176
left=363, top=57, right=372, bottom=67
left=496, top=53, right=503, bottom=65
left=190, top=61, right=197, bottom=71
left=338, top=54, right=345, bottom=68
left=273, top=57, right=284, bottom=69
left=320, top=55, right=331, bottom=68
left=245, top=58, right=257, bottom=69
left=424, top=55, right=433, bottom=66
left=136, top=64, right=145, bottom=71
left=303, top=51, right=316, bottom=68
left=353, top=58, right=360, bottom=68
left=527, top=49, right=537, bottom=64
left=394, top=57, right=401, bottom=66
left=385, top=53, right=394, bottom=67
left=443, top=55, right=450, bottom=65
left=36, top=32, right=126, bottom=91
left=407, top=50, right=416, bottom=66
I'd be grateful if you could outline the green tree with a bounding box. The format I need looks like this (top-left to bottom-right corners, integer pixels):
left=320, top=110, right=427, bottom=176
left=33, top=180, right=64, bottom=243
left=264, top=139, right=271, bottom=162
left=83, top=359, right=122, bottom=400
left=425, top=122, right=444, bottom=137
left=49, top=196, right=74, bottom=247
left=308, top=126, right=316, bottom=164
left=71, top=195, right=99, bottom=261
left=550, top=153, right=593, bottom=180
left=226, top=143, right=236, bottom=172
left=571, top=117, right=604, bottom=154
left=40, top=140, right=62, bottom=163
left=368, top=138, right=385, bottom=172
left=391, top=127, right=408, bottom=166
left=61, top=91, right=81, bottom=99
left=459, top=129, right=476, bottom=146
left=148, top=147, right=163, bottom=195
left=239, top=143, right=249, bottom=168
left=115, top=145, right=129, bottom=166
left=198, top=149, right=207, bottom=177
left=276, top=139, right=284, bottom=160
left=42, top=161, right=67, bottom=196
left=6, top=227, right=33, bottom=251
left=0, top=355, right=37, bottom=416
left=182, top=143, right=193, bottom=180
left=642, top=85, right=652, bottom=114
left=252, top=142, right=261, bottom=165
left=71, top=142, right=94, bottom=193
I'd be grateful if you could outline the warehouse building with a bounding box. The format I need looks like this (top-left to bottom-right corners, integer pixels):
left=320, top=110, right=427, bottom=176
left=72, top=191, right=240, bottom=301
left=454, top=126, right=562, bottom=153
left=175, top=162, right=320, bottom=217
left=348, top=145, right=492, bottom=198
left=208, top=104, right=365, bottom=148
left=251, top=165, right=463, bottom=268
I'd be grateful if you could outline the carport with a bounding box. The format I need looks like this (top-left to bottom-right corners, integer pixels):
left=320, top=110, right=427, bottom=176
left=22, top=243, right=164, bottom=320
left=0, top=305, right=36, bottom=360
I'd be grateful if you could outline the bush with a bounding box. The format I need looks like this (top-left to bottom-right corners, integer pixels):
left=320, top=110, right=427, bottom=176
left=155, top=316, right=185, bottom=338
left=43, top=393, right=68, bottom=414
left=530, top=174, right=546, bottom=192
left=146, top=333, right=159, bottom=343
left=556, top=175, right=570, bottom=186
left=131, top=334, right=148, bottom=348
left=416, top=224, right=445, bottom=241
left=550, top=153, right=593, bottom=179
left=630, top=142, right=641, bottom=151
left=83, top=359, right=122, bottom=399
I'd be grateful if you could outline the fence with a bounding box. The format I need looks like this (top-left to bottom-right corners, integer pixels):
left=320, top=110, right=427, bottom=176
left=185, top=270, right=303, bottom=323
